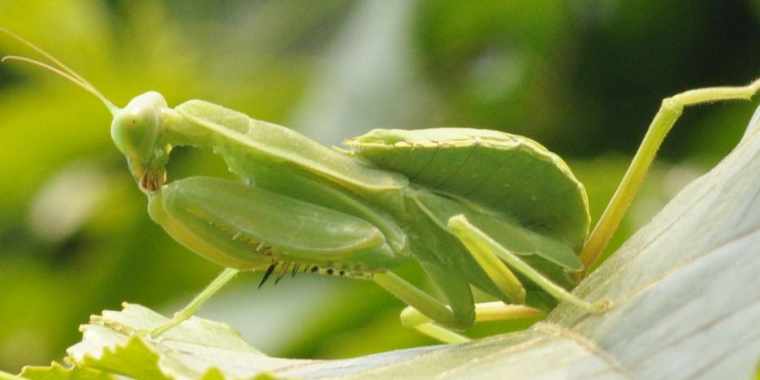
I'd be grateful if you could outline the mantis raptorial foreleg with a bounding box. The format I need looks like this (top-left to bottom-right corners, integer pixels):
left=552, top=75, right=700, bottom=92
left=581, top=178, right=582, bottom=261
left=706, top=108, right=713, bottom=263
left=579, top=79, right=760, bottom=276
left=447, top=215, right=611, bottom=314
left=142, top=176, right=397, bottom=338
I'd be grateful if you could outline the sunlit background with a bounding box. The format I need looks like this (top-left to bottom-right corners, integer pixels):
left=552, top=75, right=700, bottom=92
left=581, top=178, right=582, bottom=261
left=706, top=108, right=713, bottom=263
left=1, top=0, right=759, bottom=373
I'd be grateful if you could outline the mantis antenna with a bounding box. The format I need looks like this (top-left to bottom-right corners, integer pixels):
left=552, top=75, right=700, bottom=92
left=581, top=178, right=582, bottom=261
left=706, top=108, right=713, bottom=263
left=0, top=28, right=119, bottom=115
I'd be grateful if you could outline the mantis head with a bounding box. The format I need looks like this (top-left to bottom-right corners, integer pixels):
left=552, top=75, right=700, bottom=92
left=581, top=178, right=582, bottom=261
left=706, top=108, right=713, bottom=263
left=1, top=29, right=169, bottom=192
left=111, top=91, right=171, bottom=192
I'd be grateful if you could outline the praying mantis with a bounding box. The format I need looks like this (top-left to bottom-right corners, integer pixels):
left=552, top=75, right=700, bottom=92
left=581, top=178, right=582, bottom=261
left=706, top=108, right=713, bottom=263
left=2, top=29, right=759, bottom=344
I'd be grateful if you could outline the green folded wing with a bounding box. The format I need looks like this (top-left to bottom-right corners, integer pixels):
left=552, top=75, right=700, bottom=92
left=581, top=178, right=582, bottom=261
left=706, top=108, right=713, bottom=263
left=348, top=128, right=590, bottom=250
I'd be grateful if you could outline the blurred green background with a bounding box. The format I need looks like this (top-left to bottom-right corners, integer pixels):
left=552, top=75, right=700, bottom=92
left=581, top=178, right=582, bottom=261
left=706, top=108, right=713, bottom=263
left=0, top=0, right=758, bottom=373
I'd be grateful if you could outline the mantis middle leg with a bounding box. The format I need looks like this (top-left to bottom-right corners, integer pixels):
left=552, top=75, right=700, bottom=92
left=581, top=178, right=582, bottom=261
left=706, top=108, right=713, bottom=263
left=399, top=302, right=544, bottom=343
left=447, top=215, right=610, bottom=313
left=373, top=272, right=544, bottom=343
left=375, top=212, right=606, bottom=343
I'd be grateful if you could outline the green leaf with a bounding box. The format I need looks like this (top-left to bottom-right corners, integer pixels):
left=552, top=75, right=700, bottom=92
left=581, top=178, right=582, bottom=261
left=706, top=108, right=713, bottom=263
left=79, top=304, right=305, bottom=380
left=19, top=304, right=303, bottom=380
left=15, top=105, right=760, bottom=379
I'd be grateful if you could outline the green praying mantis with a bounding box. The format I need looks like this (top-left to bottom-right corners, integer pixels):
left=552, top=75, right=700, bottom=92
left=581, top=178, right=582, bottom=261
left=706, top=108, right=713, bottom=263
left=2, top=29, right=759, bottom=344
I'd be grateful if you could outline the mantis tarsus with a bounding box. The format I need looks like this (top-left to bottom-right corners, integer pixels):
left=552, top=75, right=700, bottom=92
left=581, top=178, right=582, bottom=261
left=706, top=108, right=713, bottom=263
left=3, top=29, right=759, bottom=344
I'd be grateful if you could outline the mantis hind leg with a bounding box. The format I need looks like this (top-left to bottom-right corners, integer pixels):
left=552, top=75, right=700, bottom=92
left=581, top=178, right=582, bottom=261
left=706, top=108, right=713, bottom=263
left=579, top=79, right=760, bottom=276
left=447, top=215, right=611, bottom=314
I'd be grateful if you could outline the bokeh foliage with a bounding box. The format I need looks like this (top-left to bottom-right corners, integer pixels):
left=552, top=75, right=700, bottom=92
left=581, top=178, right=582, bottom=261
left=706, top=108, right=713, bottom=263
left=0, top=0, right=758, bottom=373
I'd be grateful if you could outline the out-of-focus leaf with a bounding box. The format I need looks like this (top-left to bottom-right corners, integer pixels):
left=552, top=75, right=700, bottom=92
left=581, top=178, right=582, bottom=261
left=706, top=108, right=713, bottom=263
left=13, top=104, right=760, bottom=379
left=27, top=162, right=113, bottom=243
left=291, top=0, right=424, bottom=144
